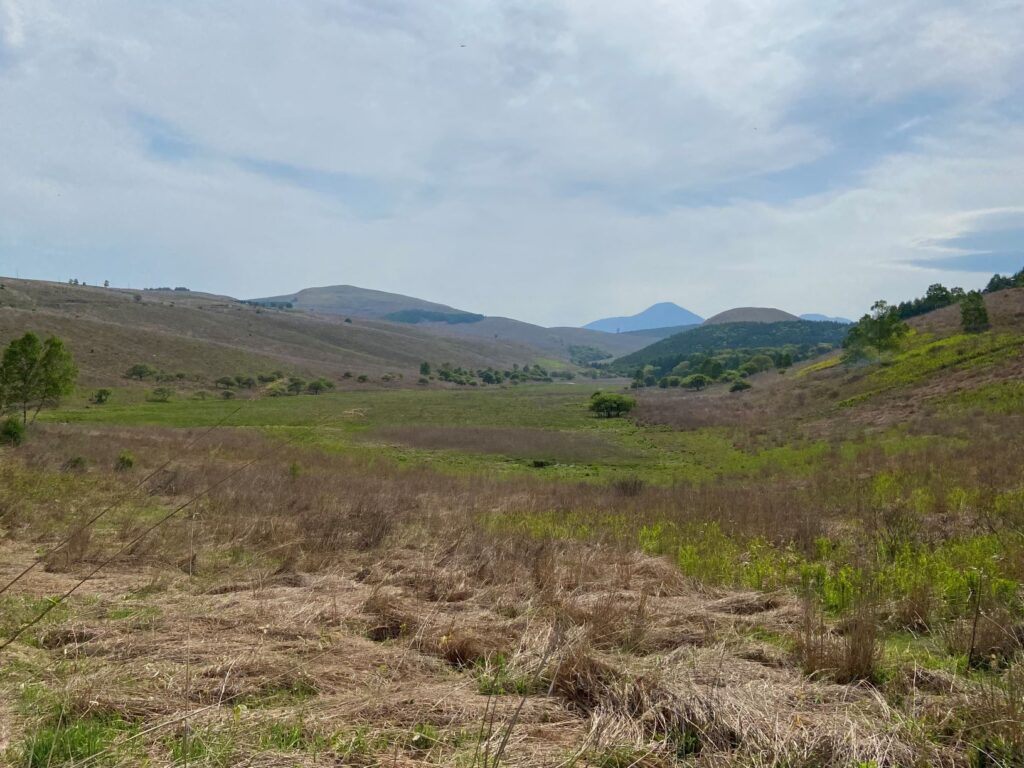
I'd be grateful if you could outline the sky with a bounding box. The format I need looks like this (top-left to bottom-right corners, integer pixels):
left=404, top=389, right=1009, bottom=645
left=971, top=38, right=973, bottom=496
left=1, top=1, right=1023, bottom=327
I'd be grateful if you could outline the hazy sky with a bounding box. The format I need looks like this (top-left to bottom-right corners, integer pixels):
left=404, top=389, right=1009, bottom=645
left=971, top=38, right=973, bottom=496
left=1, top=1, right=1023, bottom=326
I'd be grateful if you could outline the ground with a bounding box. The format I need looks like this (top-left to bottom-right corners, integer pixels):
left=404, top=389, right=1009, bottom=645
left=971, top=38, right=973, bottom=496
left=1, top=288, right=1024, bottom=766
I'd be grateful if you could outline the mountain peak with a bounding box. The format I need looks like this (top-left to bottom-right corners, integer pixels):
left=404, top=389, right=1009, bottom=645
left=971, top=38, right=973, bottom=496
left=584, top=302, right=704, bottom=333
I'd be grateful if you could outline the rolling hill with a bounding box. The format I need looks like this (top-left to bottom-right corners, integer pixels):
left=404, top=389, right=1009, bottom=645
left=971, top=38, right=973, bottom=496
left=584, top=302, right=704, bottom=333
left=614, top=320, right=849, bottom=371
left=703, top=307, right=800, bottom=324
left=0, top=278, right=560, bottom=387
left=252, top=284, right=650, bottom=360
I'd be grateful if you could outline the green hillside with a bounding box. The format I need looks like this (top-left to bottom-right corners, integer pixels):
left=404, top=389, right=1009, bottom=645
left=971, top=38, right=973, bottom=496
left=614, top=320, right=848, bottom=371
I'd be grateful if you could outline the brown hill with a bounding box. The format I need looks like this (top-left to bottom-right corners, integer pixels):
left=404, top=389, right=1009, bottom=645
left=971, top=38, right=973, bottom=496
left=703, top=307, right=800, bottom=325
left=0, top=278, right=547, bottom=387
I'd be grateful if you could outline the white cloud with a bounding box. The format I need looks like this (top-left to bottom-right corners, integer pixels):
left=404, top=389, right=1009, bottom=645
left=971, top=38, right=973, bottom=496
left=0, top=0, right=1023, bottom=325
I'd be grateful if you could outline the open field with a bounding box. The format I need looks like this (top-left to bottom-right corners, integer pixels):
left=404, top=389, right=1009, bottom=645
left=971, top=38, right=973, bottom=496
left=1, top=288, right=1024, bottom=766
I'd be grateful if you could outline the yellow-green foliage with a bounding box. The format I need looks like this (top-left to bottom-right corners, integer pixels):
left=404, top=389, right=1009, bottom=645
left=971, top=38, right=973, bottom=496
left=942, top=381, right=1024, bottom=414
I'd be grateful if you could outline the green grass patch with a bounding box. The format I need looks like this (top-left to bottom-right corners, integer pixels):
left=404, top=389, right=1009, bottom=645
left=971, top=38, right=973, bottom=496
left=13, top=714, right=138, bottom=767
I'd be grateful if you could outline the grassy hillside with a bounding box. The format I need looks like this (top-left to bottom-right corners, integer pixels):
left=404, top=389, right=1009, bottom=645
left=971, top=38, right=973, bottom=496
left=0, top=278, right=547, bottom=387
left=614, top=319, right=848, bottom=371
left=251, top=284, right=465, bottom=318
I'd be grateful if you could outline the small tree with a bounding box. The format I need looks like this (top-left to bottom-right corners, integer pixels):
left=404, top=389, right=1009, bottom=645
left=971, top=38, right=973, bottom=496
left=0, top=333, right=78, bottom=424
left=960, top=291, right=990, bottom=333
left=287, top=377, right=306, bottom=395
left=149, top=387, right=172, bottom=402
left=843, top=300, right=909, bottom=360
left=125, top=363, right=156, bottom=380
left=588, top=392, right=636, bottom=418
left=682, top=374, right=709, bottom=391
left=91, top=388, right=112, bottom=404
left=307, top=378, right=334, bottom=395
left=215, top=376, right=236, bottom=389
left=420, top=362, right=432, bottom=376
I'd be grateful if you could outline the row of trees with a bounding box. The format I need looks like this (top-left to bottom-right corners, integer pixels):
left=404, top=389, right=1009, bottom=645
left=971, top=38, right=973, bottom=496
left=0, top=333, right=77, bottom=427
left=421, top=361, right=574, bottom=387
left=894, top=267, right=1023, bottom=321
left=629, top=344, right=828, bottom=389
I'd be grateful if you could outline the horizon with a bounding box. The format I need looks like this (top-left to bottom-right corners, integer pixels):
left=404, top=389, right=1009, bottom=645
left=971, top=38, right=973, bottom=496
left=1, top=1, right=1022, bottom=326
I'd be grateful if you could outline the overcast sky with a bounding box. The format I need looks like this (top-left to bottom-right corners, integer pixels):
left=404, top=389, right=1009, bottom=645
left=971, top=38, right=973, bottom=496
left=1, top=1, right=1023, bottom=326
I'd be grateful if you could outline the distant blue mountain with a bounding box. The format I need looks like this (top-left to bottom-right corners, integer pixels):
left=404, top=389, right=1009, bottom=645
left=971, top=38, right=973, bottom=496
left=584, top=302, right=704, bottom=333
left=800, top=313, right=853, bottom=324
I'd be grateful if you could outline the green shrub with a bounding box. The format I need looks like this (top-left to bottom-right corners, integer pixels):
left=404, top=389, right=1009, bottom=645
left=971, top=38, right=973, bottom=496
left=1, top=417, right=25, bottom=446
left=730, top=379, right=752, bottom=392
left=115, top=451, right=134, bottom=472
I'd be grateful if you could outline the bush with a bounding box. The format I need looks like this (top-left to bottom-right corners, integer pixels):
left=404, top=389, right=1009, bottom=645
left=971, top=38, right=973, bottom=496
left=149, top=387, right=172, bottom=402
left=221, top=389, right=236, bottom=400
left=588, top=392, right=636, bottom=418
left=1, top=417, right=25, bottom=446
left=730, top=380, right=752, bottom=392
left=115, top=451, right=134, bottom=471
left=91, top=388, right=112, bottom=404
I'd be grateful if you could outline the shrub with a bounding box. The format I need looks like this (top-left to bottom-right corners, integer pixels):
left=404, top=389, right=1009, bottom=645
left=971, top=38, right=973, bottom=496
left=730, top=379, right=752, bottom=392
left=221, top=389, right=236, bottom=400
left=91, top=388, right=112, bottom=404
left=115, top=451, right=134, bottom=471
left=588, top=393, right=636, bottom=418
left=149, top=387, right=172, bottom=402
left=125, top=363, right=156, bottom=380
left=1, top=417, right=25, bottom=446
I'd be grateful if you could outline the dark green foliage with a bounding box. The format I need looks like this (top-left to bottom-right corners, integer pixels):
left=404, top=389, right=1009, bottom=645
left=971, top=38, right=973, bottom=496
left=0, top=333, right=78, bottom=424
left=383, top=309, right=484, bottom=324
left=961, top=291, right=990, bottom=333
left=307, top=378, right=335, bottom=395
left=568, top=345, right=613, bottom=366
left=588, top=392, right=636, bottom=417
left=91, top=388, right=112, bottom=404
left=215, top=376, right=236, bottom=389
left=149, top=387, right=172, bottom=402
left=984, top=266, right=1024, bottom=293
left=615, top=321, right=846, bottom=373
left=1, top=416, right=25, bottom=446
left=682, top=374, right=709, bottom=390
left=730, top=379, right=752, bottom=392
left=221, top=389, right=236, bottom=400
left=896, top=283, right=965, bottom=319
left=125, top=363, right=156, bottom=379
left=287, top=377, right=306, bottom=394
left=419, top=361, right=431, bottom=376
left=843, top=301, right=910, bottom=359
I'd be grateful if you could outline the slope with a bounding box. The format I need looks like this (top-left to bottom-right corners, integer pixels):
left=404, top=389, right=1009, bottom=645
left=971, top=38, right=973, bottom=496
left=254, top=284, right=649, bottom=359
left=615, top=320, right=848, bottom=370
left=0, top=278, right=545, bottom=387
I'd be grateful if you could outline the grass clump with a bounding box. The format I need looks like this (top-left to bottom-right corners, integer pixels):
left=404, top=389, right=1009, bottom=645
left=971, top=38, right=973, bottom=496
left=14, top=713, right=137, bottom=767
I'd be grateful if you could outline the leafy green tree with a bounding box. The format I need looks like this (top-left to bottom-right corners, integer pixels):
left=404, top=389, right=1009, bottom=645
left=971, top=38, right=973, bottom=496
left=843, top=300, right=909, bottom=360
left=287, top=377, right=306, bottom=394
left=588, top=392, right=636, bottom=418
left=682, top=374, right=709, bottom=390
left=307, top=378, right=335, bottom=395
left=420, top=362, right=431, bottom=376
left=149, top=387, right=172, bottom=402
left=0, top=333, right=78, bottom=424
left=960, top=291, right=990, bottom=333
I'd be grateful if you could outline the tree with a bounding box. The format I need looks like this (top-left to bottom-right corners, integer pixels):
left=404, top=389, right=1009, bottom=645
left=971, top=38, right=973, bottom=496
left=215, top=376, right=236, bottom=389
left=103, top=280, right=110, bottom=288
left=843, top=300, right=909, bottom=360
left=588, top=392, right=636, bottom=418
left=960, top=291, right=990, bottom=333
left=125, top=363, right=157, bottom=380
left=91, top=388, right=112, bottom=404
left=287, top=377, right=306, bottom=394
left=0, top=333, right=78, bottom=424
left=149, top=387, right=172, bottom=402
left=420, top=362, right=431, bottom=376
left=682, top=374, right=709, bottom=391
left=307, top=378, right=334, bottom=395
